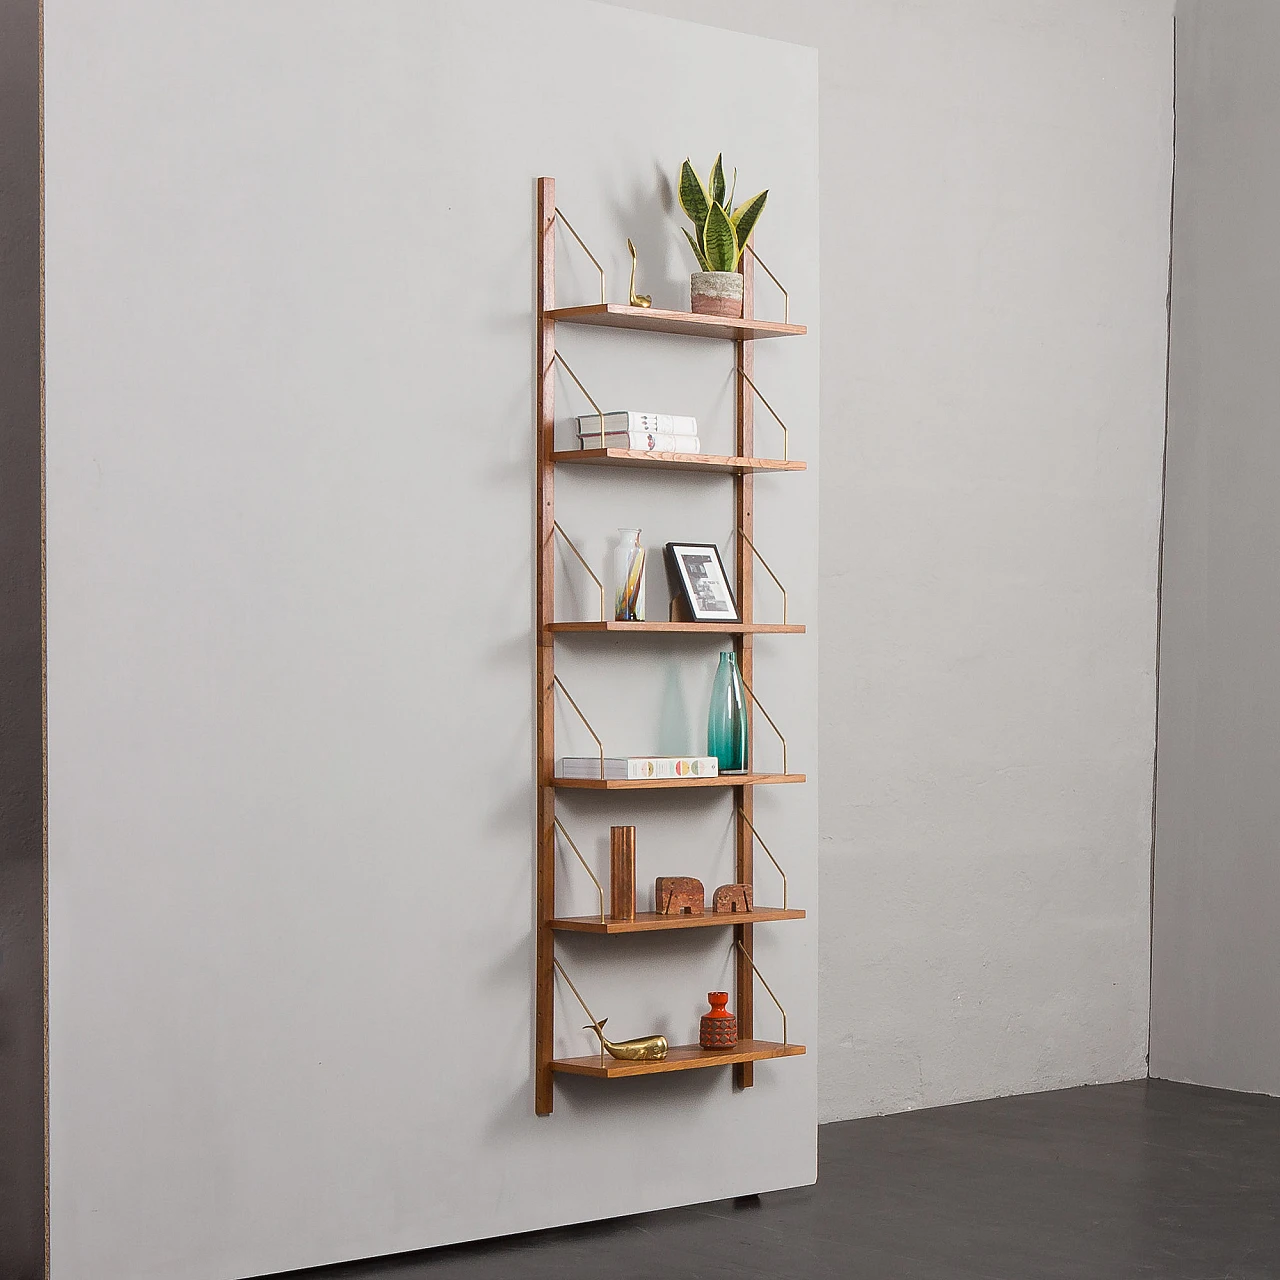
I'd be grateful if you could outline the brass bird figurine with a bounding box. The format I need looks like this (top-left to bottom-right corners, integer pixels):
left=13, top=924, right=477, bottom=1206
left=584, top=1018, right=668, bottom=1061
left=627, top=239, right=652, bottom=308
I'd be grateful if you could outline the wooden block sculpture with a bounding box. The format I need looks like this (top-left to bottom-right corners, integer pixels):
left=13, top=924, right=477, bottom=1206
left=712, top=883, right=754, bottom=914
left=654, top=876, right=704, bottom=916
left=610, top=826, right=636, bottom=921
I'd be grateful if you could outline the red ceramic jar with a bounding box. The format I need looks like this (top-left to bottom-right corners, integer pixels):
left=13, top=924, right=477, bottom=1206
left=700, top=991, right=738, bottom=1050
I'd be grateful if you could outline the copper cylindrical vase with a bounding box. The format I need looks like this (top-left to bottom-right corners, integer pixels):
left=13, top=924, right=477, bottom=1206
left=609, top=826, right=636, bottom=921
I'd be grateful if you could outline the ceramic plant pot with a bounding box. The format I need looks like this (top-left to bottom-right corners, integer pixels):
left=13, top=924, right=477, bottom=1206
left=700, top=991, right=739, bottom=1050
left=690, top=270, right=744, bottom=319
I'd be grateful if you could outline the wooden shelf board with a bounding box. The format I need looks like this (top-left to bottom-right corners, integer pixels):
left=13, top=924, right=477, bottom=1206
left=553, top=772, right=805, bottom=791
left=552, top=448, right=806, bottom=475
left=552, top=1040, right=805, bottom=1079
left=545, top=303, right=806, bottom=341
left=551, top=908, right=805, bottom=934
left=547, top=621, right=804, bottom=635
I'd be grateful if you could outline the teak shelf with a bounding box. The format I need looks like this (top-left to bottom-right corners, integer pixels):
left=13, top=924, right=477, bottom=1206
left=545, top=303, right=806, bottom=342
left=551, top=908, right=805, bottom=935
left=554, top=448, right=805, bottom=474
left=547, top=621, right=805, bottom=634
left=554, top=772, right=806, bottom=791
left=535, top=176, right=809, bottom=1116
left=552, top=1040, right=806, bottom=1079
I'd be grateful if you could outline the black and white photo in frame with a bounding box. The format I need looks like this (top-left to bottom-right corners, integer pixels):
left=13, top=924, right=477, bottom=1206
left=665, top=542, right=739, bottom=623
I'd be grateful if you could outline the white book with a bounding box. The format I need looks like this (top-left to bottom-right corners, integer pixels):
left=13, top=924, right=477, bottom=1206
left=576, top=411, right=698, bottom=437
left=557, top=755, right=720, bottom=780
left=578, top=431, right=701, bottom=454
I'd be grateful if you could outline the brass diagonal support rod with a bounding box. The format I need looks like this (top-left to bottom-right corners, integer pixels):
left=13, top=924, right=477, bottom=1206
left=554, top=816, right=605, bottom=923
left=734, top=940, right=788, bottom=1046
left=735, top=366, right=790, bottom=461
left=737, top=808, right=788, bottom=911
left=553, top=209, right=606, bottom=305
left=739, top=675, right=789, bottom=776
left=552, top=675, right=604, bottom=779
left=552, top=955, right=607, bottom=1065
left=741, top=243, right=790, bottom=324
left=552, top=522, right=605, bottom=622
left=737, top=528, right=789, bottom=625
left=552, top=351, right=606, bottom=447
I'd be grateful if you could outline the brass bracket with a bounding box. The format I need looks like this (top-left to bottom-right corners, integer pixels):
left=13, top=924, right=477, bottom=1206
left=553, top=208, right=606, bottom=305
left=739, top=674, right=788, bottom=776
left=552, top=955, right=608, bottom=1065
left=735, top=366, right=790, bottom=461
left=552, top=522, right=605, bottom=622
left=737, top=528, right=789, bottom=626
left=741, top=242, right=789, bottom=324
left=552, top=350, right=607, bottom=449
left=554, top=816, right=605, bottom=923
left=735, top=940, right=789, bottom=1046
left=737, top=808, right=788, bottom=911
left=552, top=675, right=604, bottom=779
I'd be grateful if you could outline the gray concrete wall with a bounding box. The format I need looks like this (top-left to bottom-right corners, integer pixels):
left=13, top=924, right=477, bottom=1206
left=0, top=0, right=46, bottom=1275
left=614, top=0, right=1176, bottom=1121
left=1150, top=0, right=1280, bottom=1095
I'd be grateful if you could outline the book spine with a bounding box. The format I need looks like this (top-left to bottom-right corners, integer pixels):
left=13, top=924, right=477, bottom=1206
left=578, top=432, right=701, bottom=453
left=623, top=756, right=718, bottom=778
left=577, top=413, right=698, bottom=436
left=557, top=756, right=720, bottom=778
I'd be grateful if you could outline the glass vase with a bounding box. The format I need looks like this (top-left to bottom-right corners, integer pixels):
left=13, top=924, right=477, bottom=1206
left=613, top=528, right=646, bottom=622
left=707, top=650, right=747, bottom=772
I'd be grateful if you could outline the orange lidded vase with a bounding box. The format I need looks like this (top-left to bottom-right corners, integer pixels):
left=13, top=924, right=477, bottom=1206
left=700, top=991, right=738, bottom=1050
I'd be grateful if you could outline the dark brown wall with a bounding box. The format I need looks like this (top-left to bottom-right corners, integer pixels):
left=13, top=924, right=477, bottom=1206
left=0, top=0, right=45, bottom=1274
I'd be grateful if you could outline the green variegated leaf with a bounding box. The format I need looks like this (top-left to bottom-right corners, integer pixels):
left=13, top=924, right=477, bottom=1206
left=710, top=154, right=726, bottom=208
left=678, top=158, right=709, bottom=229
left=702, top=201, right=738, bottom=273
left=682, top=226, right=710, bottom=271
left=730, top=190, right=768, bottom=263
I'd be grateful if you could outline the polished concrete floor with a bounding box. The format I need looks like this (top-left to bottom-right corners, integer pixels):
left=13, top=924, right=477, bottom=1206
left=285, top=1080, right=1280, bottom=1279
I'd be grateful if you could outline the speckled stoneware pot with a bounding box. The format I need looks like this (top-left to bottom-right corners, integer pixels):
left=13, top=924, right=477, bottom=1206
left=690, top=271, right=744, bottom=318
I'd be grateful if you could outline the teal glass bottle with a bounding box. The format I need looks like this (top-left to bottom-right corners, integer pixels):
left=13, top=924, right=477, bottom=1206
left=707, top=650, right=747, bottom=772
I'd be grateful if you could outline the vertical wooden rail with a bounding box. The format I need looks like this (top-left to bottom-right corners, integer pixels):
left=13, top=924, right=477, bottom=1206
left=535, top=177, right=557, bottom=1115
left=734, top=245, right=756, bottom=1090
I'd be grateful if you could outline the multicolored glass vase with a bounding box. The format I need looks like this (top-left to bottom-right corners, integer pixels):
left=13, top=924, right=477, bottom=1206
left=613, top=527, right=646, bottom=621
left=707, top=650, right=747, bottom=772
left=700, top=991, right=738, bottom=1050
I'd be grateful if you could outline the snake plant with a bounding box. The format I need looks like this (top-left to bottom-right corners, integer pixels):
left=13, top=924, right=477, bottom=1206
left=678, top=154, right=768, bottom=273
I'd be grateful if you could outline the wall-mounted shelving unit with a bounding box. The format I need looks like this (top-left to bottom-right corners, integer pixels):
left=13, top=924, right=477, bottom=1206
left=535, top=176, right=810, bottom=1115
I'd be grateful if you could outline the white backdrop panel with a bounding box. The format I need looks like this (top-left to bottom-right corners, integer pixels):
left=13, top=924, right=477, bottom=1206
left=44, top=3, right=819, bottom=1278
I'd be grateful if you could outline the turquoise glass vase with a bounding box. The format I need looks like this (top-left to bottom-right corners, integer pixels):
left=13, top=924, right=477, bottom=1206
left=707, top=650, right=747, bottom=772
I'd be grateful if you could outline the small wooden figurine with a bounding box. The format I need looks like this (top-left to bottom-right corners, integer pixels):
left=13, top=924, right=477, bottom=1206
left=712, top=883, right=754, bottom=914
left=655, top=876, right=704, bottom=916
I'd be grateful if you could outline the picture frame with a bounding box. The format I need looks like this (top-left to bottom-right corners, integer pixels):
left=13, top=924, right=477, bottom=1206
left=665, top=542, right=739, bottom=623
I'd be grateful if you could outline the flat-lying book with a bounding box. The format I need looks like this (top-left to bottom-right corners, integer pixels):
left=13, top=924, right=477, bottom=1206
left=576, top=411, right=698, bottom=436
left=557, top=755, right=720, bottom=780
left=578, top=430, right=701, bottom=454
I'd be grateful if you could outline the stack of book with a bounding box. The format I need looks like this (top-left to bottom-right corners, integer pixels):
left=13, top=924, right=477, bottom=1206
left=576, top=411, right=700, bottom=454
left=557, top=755, right=719, bottom=780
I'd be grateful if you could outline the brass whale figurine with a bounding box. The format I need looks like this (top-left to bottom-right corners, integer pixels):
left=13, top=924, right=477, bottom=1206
left=584, top=1018, right=668, bottom=1061
left=627, top=239, right=652, bottom=308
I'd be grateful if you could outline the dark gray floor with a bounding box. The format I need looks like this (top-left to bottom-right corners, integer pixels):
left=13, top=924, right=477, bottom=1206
left=281, top=1080, right=1280, bottom=1279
